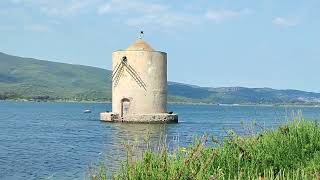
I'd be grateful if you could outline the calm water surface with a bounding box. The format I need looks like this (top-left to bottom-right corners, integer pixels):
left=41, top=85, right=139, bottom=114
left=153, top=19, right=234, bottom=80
left=1, top=101, right=320, bottom=180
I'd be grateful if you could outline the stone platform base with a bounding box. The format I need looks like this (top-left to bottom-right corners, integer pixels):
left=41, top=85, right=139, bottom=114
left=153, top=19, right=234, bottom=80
left=100, top=112, right=178, bottom=123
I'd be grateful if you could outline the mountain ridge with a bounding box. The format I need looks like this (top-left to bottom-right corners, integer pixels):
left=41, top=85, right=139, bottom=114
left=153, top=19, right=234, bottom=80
left=1, top=51, right=320, bottom=105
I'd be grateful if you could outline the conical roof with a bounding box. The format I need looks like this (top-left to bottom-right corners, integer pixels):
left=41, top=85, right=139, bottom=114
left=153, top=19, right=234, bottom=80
left=127, top=39, right=154, bottom=51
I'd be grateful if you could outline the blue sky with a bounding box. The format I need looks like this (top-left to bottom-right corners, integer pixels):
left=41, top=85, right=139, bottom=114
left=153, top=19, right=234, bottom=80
left=0, top=0, right=319, bottom=92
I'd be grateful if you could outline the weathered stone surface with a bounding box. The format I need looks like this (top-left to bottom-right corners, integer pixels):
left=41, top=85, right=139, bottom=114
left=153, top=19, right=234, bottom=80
left=100, top=38, right=178, bottom=123
left=100, top=112, right=119, bottom=122
left=112, top=40, right=167, bottom=114
left=100, top=112, right=178, bottom=123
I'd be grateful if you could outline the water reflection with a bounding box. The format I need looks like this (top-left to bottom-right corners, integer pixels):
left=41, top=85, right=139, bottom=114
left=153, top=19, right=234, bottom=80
left=102, top=123, right=170, bottom=172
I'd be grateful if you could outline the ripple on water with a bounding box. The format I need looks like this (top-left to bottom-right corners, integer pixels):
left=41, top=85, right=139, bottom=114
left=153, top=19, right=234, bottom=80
left=1, top=102, right=320, bottom=179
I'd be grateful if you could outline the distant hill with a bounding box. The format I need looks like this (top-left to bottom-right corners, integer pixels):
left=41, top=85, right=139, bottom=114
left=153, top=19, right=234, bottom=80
left=168, top=83, right=320, bottom=104
left=1, top=52, right=320, bottom=105
left=0, top=52, right=111, bottom=101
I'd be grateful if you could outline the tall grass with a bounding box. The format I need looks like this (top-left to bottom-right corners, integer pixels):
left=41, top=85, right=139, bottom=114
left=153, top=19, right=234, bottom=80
left=89, top=119, right=320, bottom=179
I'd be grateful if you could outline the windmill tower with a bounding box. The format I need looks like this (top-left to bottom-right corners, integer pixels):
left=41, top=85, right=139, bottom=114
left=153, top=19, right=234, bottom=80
left=100, top=33, right=178, bottom=123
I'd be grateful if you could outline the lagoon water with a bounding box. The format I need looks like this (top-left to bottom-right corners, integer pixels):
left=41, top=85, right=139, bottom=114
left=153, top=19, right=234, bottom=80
left=1, top=101, right=320, bottom=180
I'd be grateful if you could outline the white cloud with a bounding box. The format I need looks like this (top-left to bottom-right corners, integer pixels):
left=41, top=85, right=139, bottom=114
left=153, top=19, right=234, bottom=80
left=97, top=0, right=195, bottom=27
left=126, top=13, right=200, bottom=27
left=4, top=0, right=252, bottom=28
left=205, top=9, right=251, bottom=22
left=272, top=17, right=299, bottom=27
left=9, top=0, right=98, bottom=17
left=97, top=0, right=250, bottom=27
left=98, top=3, right=111, bottom=14
left=97, top=0, right=168, bottom=15
left=40, top=1, right=92, bottom=17
left=24, top=24, right=50, bottom=32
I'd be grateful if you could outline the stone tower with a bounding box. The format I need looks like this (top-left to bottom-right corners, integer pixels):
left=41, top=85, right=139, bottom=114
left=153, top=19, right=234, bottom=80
left=100, top=38, right=178, bottom=123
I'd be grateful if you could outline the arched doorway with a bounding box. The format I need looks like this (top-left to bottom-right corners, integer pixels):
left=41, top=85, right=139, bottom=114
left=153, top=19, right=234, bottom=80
left=121, top=98, right=130, bottom=117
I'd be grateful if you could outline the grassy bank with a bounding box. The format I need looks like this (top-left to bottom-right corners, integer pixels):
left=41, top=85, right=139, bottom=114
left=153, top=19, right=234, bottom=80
left=89, top=119, right=320, bottom=179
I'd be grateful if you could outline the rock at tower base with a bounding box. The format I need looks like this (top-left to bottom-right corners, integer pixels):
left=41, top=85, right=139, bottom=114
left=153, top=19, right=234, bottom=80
left=100, top=112, right=178, bottom=123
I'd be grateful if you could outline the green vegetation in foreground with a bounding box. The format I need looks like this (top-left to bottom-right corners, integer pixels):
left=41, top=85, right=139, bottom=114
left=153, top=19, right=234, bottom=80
left=89, top=119, right=320, bottom=179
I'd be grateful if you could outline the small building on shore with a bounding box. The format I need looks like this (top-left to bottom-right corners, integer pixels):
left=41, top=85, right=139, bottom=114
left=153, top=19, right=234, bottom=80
left=100, top=36, right=178, bottom=123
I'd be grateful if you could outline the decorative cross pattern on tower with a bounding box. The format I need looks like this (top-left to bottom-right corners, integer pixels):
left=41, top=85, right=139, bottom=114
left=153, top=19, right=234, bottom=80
left=112, top=56, right=147, bottom=91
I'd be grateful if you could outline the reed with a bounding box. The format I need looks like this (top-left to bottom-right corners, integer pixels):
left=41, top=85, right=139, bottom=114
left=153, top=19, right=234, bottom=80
left=89, top=118, right=320, bottom=180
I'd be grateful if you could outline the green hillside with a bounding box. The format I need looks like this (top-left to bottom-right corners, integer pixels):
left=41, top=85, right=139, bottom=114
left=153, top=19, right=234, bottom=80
left=0, top=52, right=111, bottom=101
left=1, top=52, right=320, bottom=105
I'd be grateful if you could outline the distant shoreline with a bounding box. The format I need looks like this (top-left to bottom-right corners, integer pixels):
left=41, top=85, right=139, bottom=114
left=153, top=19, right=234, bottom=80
left=1, top=99, right=320, bottom=108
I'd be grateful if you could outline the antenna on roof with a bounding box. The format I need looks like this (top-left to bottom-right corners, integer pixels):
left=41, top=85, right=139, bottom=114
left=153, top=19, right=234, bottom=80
left=139, top=30, right=144, bottom=39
